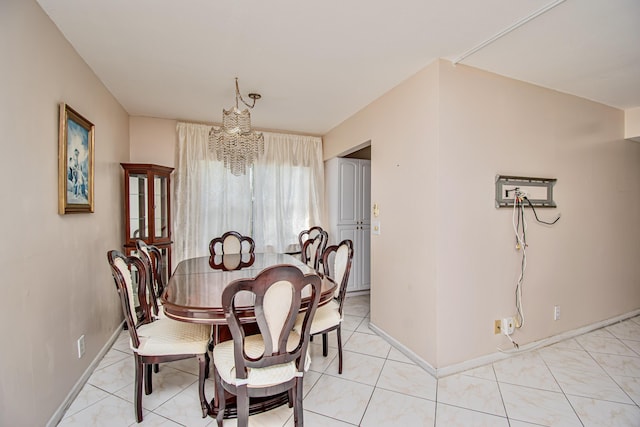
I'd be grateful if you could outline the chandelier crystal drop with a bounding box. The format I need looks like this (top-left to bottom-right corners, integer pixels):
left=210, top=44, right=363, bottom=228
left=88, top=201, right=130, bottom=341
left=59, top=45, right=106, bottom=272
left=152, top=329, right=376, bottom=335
left=209, top=78, right=264, bottom=176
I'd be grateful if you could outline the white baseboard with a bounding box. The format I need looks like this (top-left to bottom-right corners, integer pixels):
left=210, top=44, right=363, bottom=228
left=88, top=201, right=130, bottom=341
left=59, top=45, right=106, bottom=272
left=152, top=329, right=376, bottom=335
left=369, top=322, right=438, bottom=377
left=370, top=308, right=640, bottom=379
left=46, top=323, right=125, bottom=427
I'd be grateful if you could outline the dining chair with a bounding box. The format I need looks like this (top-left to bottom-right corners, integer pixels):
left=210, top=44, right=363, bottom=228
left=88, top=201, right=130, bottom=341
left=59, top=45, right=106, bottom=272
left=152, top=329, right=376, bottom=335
left=107, top=250, right=212, bottom=423
left=209, top=231, right=255, bottom=257
left=300, top=229, right=328, bottom=272
left=135, top=240, right=165, bottom=319
left=298, top=226, right=325, bottom=252
left=295, top=239, right=353, bottom=374
left=135, top=240, right=168, bottom=374
left=208, top=231, right=256, bottom=351
left=212, top=264, right=321, bottom=427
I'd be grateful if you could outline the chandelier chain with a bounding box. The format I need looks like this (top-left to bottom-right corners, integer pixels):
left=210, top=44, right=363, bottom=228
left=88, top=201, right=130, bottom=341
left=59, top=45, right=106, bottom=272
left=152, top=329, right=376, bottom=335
left=209, top=78, right=264, bottom=176
left=235, top=77, right=258, bottom=109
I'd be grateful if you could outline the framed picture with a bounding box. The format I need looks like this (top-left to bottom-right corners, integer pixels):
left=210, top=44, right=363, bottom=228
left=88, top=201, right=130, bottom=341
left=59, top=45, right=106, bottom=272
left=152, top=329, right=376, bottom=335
left=58, top=103, right=95, bottom=214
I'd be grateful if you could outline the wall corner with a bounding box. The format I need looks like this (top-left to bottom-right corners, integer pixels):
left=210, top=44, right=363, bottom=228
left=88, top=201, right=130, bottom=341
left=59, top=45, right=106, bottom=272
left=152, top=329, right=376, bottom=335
left=624, top=107, right=640, bottom=142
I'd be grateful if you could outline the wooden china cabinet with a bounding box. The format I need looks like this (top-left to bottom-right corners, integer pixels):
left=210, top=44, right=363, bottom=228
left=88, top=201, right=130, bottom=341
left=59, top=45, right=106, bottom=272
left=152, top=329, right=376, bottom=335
left=120, top=163, right=174, bottom=281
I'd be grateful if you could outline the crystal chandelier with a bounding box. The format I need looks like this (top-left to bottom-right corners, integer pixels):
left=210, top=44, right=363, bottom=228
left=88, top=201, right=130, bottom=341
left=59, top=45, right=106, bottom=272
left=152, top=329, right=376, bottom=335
left=209, top=78, right=264, bottom=176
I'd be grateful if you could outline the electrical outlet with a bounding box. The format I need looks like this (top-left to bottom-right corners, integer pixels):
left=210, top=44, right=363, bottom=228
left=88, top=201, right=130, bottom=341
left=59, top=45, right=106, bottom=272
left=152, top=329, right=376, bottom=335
left=501, top=317, right=515, bottom=335
left=77, top=335, right=85, bottom=358
left=554, top=305, right=560, bottom=321
left=494, top=320, right=501, bottom=334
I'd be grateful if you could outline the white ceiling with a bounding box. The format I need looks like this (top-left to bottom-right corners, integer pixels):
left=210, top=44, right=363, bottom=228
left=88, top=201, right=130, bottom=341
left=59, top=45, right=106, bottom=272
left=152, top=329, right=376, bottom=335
left=36, top=0, right=640, bottom=135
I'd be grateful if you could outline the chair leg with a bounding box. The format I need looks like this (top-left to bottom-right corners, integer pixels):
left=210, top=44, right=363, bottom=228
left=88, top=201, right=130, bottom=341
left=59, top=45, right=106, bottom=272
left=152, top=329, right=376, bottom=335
left=322, top=333, right=328, bottom=357
left=236, top=386, right=249, bottom=427
left=287, top=389, right=294, bottom=408
left=134, top=354, right=144, bottom=423
left=209, top=325, right=219, bottom=352
left=214, top=367, right=225, bottom=427
left=337, top=325, right=343, bottom=375
left=144, top=363, right=153, bottom=395
left=154, top=363, right=159, bottom=373
left=198, top=354, right=211, bottom=418
left=205, top=352, right=210, bottom=379
left=208, top=334, right=214, bottom=352
left=293, top=377, right=304, bottom=426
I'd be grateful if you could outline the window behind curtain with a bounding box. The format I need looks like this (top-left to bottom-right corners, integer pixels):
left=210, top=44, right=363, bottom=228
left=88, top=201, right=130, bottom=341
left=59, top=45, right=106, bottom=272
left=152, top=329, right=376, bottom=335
left=254, top=163, right=314, bottom=253
left=175, top=123, right=324, bottom=263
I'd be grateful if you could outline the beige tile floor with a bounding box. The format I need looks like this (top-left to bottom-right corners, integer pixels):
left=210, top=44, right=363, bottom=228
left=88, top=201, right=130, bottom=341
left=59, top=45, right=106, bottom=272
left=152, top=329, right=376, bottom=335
left=59, top=295, right=640, bottom=426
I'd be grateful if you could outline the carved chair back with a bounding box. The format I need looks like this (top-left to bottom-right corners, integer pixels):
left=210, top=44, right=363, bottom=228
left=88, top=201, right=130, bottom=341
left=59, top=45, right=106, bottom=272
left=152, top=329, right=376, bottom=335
left=209, top=231, right=255, bottom=256
left=135, top=240, right=165, bottom=316
left=301, top=230, right=328, bottom=272
left=322, top=239, right=354, bottom=315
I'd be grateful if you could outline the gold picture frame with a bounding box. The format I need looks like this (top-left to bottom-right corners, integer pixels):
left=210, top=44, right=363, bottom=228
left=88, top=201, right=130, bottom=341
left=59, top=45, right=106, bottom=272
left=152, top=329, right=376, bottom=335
left=58, top=103, right=95, bottom=214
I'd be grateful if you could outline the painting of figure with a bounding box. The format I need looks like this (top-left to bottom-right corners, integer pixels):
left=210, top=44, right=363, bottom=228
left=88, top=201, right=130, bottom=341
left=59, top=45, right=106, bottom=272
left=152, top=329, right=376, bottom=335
left=66, top=121, right=89, bottom=204
left=59, top=103, right=94, bottom=214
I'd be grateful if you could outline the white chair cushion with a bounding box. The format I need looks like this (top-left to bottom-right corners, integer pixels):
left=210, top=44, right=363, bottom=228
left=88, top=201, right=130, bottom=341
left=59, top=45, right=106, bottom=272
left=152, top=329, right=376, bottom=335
left=333, top=245, right=349, bottom=298
left=113, top=257, right=138, bottom=323
left=133, top=318, right=211, bottom=356
left=213, top=333, right=310, bottom=388
left=223, top=235, right=241, bottom=254
left=295, top=300, right=341, bottom=335
left=263, top=281, right=293, bottom=350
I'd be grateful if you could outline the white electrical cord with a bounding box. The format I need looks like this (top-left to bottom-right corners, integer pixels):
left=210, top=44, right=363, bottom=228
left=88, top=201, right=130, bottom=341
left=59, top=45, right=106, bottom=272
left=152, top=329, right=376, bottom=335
left=503, top=189, right=528, bottom=350
left=512, top=190, right=527, bottom=330
left=500, top=188, right=560, bottom=352
left=503, top=332, right=519, bottom=351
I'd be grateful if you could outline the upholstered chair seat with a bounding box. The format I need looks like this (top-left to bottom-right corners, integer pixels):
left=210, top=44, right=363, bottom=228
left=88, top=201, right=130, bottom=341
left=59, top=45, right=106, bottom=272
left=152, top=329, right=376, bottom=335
left=213, top=333, right=311, bottom=388
left=134, top=318, right=211, bottom=356
left=296, top=299, right=341, bottom=335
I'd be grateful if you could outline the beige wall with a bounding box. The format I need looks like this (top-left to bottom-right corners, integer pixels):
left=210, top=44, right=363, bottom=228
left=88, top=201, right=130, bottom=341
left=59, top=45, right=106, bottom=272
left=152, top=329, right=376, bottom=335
left=130, top=116, right=178, bottom=166
left=437, top=61, right=640, bottom=366
left=324, top=63, right=441, bottom=363
left=0, top=1, right=130, bottom=425
left=323, top=59, right=640, bottom=369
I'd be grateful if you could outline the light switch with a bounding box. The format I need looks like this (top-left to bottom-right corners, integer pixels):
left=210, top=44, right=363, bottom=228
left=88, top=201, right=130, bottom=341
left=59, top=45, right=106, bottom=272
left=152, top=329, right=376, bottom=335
left=372, top=220, right=381, bottom=235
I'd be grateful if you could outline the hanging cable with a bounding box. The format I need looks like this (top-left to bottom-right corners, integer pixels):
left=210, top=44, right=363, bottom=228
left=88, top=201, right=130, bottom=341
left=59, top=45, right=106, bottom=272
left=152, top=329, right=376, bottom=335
left=503, top=187, right=560, bottom=350
left=511, top=189, right=527, bottom=348
left=524, top=197, right=561, bottom=225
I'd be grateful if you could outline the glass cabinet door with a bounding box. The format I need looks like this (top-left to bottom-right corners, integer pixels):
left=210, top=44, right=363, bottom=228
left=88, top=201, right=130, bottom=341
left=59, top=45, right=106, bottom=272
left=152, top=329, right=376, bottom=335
left=128, top=173, right=149, bottom=240
left=121, top=163, right=174, bottom=274
left=153, top=174, right=169, bottom=239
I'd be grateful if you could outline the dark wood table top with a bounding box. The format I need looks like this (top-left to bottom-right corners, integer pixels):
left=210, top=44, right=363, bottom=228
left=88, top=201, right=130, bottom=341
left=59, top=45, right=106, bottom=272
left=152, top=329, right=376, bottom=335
left=161, top=253, right=336, bottom=325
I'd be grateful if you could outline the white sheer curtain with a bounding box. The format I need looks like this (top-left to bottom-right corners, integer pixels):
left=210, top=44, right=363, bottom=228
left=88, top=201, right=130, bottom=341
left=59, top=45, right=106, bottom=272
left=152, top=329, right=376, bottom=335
left=254, top=132, right=324, bottom=253
left=174, top=123, right=252, bottom=262
left=174, top=122, right=324, bottom=263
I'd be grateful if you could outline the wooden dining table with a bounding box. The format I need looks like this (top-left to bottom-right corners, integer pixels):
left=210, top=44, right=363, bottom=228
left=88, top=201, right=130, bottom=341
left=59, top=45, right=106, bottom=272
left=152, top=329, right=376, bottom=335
left=160, top=252, right=336, bottom=419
